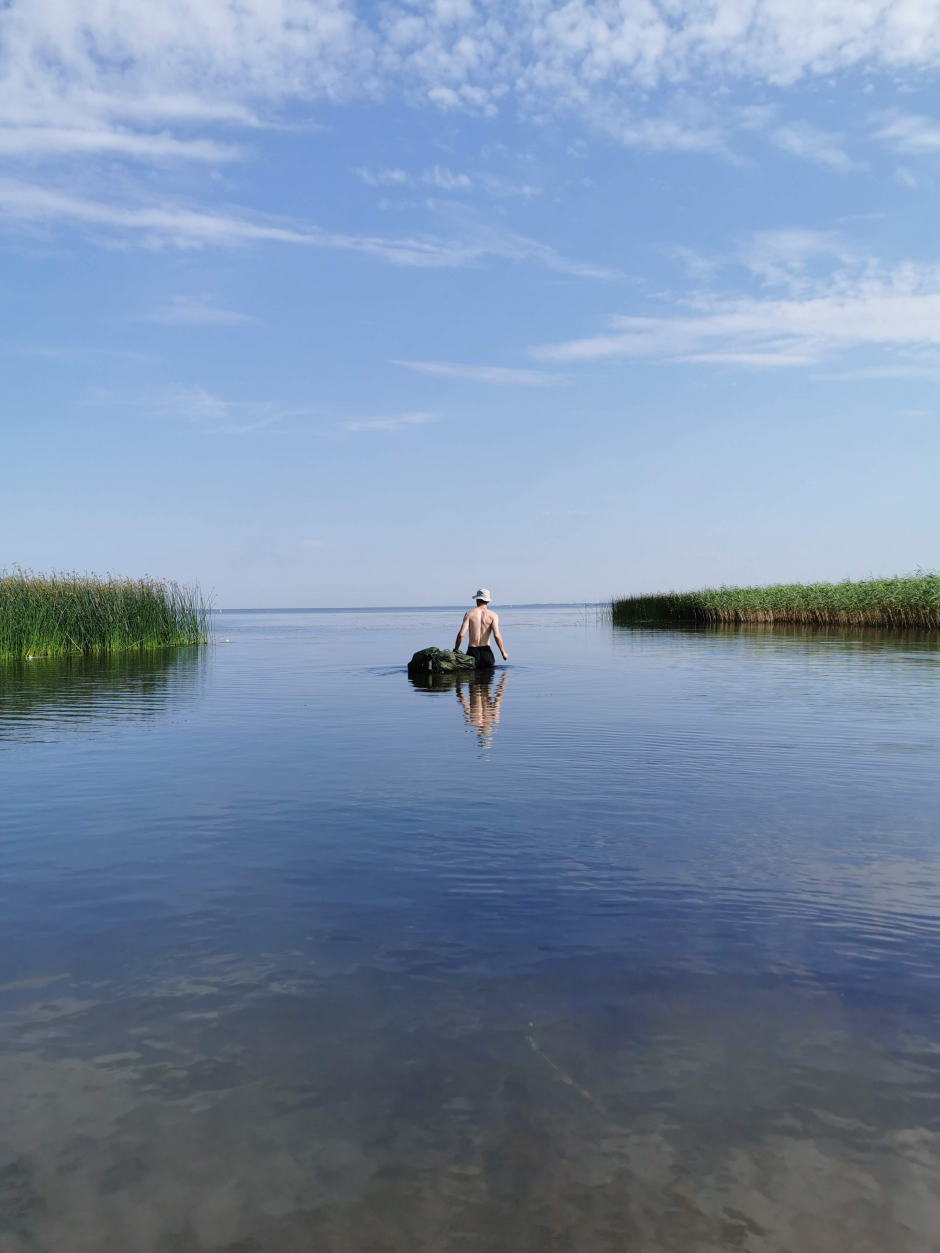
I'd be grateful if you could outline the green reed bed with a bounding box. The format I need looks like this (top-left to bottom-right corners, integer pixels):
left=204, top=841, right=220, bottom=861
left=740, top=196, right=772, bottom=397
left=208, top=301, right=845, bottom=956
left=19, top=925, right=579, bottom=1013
left=612, top=574, right=940, bottom=629
left=0, top=570, right=210, bottom=660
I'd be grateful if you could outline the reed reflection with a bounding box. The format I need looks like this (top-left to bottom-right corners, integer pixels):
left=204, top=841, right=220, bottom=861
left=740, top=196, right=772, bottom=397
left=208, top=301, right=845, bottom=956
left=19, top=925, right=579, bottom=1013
left=0, top=646, right=205, bottom=745
left=614, top=619, right=940, bottom=650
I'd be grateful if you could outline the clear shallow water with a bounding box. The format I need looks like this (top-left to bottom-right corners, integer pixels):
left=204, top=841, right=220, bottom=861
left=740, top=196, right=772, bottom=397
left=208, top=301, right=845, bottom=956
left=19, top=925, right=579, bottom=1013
left=2, top=609, right=940, bottom=1252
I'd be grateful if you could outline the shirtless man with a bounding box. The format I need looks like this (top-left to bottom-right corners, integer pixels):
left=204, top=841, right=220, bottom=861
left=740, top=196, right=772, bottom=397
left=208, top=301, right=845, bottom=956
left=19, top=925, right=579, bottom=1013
left=454, top=588, right=508, bottom=669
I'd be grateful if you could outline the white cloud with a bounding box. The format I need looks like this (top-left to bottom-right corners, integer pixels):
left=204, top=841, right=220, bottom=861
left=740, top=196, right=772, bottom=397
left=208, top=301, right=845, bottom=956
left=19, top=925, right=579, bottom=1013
left=736, top=105, right=777, bottom=132
left=739, top=230, right=858, bottom=292
left=874, top=113, right=940, bottom=154
left=357, top=165, right=540, bottom=197
left=0, top=126, right=239, bottom=162
left=394, top=360, right=567, bottom=385
left=476, top=173, right=541, bottom=198
left=4, top=0, right=940, bottom=171
left=355, top=167, right=410, bottom=186
left=0, top=179, right=614, bottom=275
left=591, top=111, right=731, bottom=156
left=438, top=213, right=619, bottom=278
left=5, top=341, right=148, bottom=360
left=815, top=362, right=940, bottom=379
left=426, top=84, right=497, bottom=117
left=667, top=245, right=720, bottom=280
left=0, top=180, right=324, bottom=248
left=145, top=295, right=255, bottom=325
left=149, top=386, right=284, bottom=432
left=343, top=411, right=438, bottom=432
left=423, top=165, right=472, bottom=190
left=98, top=383, right=326, bottom=431
left=771, top=123, right=860, bottom=171
left=0, top=0, right=366, bottom=141
left=383, top=0, right=940, bottom=112
left=534, top=244, right=940, bottom=371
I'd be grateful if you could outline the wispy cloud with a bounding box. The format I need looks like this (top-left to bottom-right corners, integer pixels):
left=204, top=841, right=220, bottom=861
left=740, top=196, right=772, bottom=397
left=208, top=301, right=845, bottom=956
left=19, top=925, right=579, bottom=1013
left=354, top=165, right=540, bottom=198
left=534, top=240, right=940, bottom=372
left=342, top=411, right=438, bottom=433
left=423, top=165, right=472, bottom=191
left=0, top=179, right=615, bottom=277
left=739, top=230, right=857, bottom=293
left=434, top=211, right=620, bottom=279
left=92, top=383, right=325, bottom=431
left=144, top=295, right=256, bottom=325
left=814, top=362, right=940, bottom=380
left=0, top=180, right=325, bottom=248
left=355, top=167, right=410, bottom=187
left=771, top=123, right=861, bottom=172
left=149, top=386, right=285, bottom=432
left=3, top=342, right=149, bottom=361
left=585, top=107, right=731, bottom=157
left=476, top=173, right=541, bottom=198
left=874, top=113, right=940, bottom=154
left=0, top=126, right=240, bottom=162
left=666, top=244, right=720, bottom=280
left=394, top=360, right=567, bottom=385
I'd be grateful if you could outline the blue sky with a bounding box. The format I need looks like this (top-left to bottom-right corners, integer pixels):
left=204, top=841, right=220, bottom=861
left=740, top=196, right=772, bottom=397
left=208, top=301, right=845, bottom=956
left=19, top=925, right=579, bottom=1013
left=2, top=1, right=939, bottom=606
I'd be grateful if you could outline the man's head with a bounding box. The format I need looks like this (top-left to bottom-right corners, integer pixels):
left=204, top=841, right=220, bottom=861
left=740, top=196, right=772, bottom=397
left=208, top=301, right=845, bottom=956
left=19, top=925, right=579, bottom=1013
left=473, top=588, right=491, bottom=606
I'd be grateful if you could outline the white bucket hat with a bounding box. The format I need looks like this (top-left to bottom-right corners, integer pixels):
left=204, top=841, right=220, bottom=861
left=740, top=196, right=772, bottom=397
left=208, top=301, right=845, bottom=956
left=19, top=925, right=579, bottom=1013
left=472, top=588, right=491, bottom=603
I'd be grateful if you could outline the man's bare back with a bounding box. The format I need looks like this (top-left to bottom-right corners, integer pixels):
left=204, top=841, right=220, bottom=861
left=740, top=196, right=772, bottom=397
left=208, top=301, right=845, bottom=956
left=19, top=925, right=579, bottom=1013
left=455, top=594, right=508, bottom=663
left=465, top=605, right=496, bottom=647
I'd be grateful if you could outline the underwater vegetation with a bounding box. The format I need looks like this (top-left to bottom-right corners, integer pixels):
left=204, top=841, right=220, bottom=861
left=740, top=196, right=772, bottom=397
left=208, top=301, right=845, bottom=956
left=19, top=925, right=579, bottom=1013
left=612, top=574, right=940, bottom=629
left=0, top=569, right=210, bottom=660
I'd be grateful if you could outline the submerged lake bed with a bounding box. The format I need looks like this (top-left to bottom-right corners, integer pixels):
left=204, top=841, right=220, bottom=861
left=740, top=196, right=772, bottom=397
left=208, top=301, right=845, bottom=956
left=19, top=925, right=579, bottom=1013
left=2, top=608, right=940, bottom=1251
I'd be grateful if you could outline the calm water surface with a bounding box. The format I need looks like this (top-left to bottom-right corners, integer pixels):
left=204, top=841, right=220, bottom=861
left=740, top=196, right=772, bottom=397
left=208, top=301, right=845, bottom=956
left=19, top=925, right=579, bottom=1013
left=2, top=608, right=940, bottom=1252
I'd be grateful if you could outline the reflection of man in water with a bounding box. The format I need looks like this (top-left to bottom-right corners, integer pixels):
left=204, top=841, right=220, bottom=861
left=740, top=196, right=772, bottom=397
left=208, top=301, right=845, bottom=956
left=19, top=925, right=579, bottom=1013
left=458, top=671, right=507, bottom=748
left=454, top=588, right=508, bottom=670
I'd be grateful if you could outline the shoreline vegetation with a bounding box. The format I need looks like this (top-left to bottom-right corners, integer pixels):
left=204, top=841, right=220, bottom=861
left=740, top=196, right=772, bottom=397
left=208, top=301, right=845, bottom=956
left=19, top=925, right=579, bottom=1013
left=612, top=574, right=940, bottom=629
left=0, top=569, right=210, bottom=661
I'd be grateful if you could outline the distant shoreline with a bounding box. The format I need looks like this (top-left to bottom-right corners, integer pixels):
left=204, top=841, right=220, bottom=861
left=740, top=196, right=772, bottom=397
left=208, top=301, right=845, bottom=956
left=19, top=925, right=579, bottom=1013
left=214, top=604, right=604, bottom=615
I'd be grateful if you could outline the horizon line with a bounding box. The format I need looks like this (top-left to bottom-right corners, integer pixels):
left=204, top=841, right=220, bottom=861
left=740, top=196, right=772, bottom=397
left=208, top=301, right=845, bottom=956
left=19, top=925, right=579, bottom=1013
left=214, top=602, right=605, bottom=613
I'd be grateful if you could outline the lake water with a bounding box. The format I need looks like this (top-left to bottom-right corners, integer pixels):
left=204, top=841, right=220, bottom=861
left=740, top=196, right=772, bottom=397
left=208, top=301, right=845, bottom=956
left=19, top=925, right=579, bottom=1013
left=2, top=607, right=940, bottom=1252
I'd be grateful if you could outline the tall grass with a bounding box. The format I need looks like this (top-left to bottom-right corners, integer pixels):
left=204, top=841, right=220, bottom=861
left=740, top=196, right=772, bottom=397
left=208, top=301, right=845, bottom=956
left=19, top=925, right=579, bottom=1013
left=0, top=569, right=211, bottom=660
left=612, top=573, right=940, bottom=629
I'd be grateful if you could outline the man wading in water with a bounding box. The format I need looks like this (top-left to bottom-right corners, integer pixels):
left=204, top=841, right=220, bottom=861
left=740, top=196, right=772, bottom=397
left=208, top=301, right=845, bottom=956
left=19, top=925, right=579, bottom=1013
left=454, top=589, right=508, bottom=669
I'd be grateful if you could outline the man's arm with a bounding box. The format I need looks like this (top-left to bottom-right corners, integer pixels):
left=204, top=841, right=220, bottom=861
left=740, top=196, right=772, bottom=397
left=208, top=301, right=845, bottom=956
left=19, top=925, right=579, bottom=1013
left=454, top=611, right=470, bottom=651
left=491, top=614, right=508, bottom=661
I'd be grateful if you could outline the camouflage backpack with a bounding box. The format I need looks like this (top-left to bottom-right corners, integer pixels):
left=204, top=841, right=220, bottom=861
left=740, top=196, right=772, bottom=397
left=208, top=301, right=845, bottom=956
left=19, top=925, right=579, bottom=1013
left=407, top=647, right=476, bottom=675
